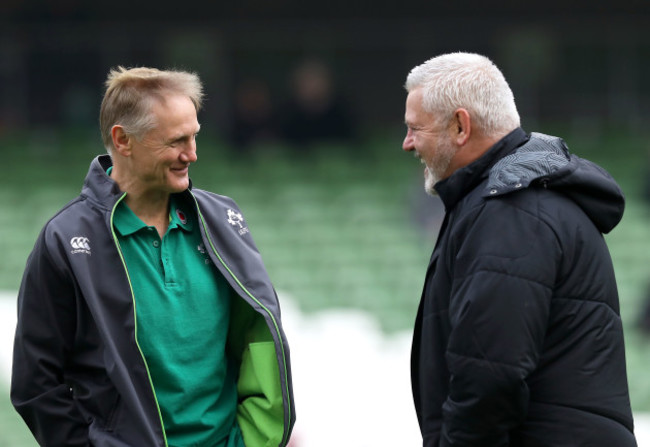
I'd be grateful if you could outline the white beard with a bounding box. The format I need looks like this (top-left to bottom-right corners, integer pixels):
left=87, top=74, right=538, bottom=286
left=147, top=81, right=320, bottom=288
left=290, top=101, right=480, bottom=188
left=423, top=138, right=456, bottom=196
left=424, top=167, right=438, bottom=196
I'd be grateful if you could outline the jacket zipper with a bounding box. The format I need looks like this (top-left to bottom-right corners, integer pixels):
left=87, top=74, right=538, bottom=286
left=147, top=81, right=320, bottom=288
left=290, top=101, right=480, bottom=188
left=110, top=194, right=169, bottom=447
left=191, top=193, right=293, bottom=445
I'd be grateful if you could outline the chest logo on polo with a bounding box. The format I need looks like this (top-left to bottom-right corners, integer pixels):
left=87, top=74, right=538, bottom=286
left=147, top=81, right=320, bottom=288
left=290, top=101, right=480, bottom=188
left=197, top=242, right=210, bottom=264
left=227, top=209, right=250, bottom=236
left=70, top=236, right=91, bottom=255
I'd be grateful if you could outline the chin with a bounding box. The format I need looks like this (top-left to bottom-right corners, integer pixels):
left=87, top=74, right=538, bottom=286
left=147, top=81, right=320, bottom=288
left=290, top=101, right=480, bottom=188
left=167, top=180, right=190, bottom=193
left=424, top=170, right=438, bottom=196
left=425, top=184, right=438, bottom=197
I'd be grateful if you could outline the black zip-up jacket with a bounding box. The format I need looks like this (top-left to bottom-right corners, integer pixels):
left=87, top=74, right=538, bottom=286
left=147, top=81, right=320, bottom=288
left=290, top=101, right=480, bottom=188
left=411, top=128, right=636, bottom=446
left=11, top=155, right=295, bottom=447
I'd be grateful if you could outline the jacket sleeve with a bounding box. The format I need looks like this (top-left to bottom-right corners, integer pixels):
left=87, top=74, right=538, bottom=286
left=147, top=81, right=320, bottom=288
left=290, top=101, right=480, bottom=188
left=440, top=198, right=559, bottom=446
left=11, top=229, right=90, bottom=446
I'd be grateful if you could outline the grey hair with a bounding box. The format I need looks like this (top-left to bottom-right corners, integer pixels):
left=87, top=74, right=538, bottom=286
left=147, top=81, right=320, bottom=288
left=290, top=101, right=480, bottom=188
left=100, top=66, right=204, bottom=154
left=404, top=52, right=520, bottom=137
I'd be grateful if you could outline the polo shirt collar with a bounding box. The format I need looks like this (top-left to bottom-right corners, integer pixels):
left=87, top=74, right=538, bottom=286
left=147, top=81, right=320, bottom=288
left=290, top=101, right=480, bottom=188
left=113, top=195, right=193, bottom=236
left=113, top=201, right=146, bottom=236
left=169, top=196, right=193, bottom=232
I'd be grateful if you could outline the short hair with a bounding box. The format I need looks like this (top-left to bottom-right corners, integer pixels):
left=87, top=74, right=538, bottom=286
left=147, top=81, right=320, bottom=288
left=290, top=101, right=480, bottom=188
left=100, top=66, right=204, bottom=153
left=404, top=52, right=520, bottom=137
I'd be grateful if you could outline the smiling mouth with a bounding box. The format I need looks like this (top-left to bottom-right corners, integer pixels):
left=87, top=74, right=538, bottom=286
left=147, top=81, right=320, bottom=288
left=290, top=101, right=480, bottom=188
left=413, top=153, right=429, bottom=176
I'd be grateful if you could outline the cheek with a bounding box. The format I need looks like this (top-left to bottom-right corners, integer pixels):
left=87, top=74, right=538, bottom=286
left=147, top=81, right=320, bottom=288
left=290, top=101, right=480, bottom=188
left=417, top=139, right=434, bottom=159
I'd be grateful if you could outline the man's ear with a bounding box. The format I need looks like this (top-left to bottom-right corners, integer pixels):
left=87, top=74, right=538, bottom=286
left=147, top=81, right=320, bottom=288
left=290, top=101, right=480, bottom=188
left=111, top=125, right=131, bottom=156
left=452, top=108, right=471, bottom=146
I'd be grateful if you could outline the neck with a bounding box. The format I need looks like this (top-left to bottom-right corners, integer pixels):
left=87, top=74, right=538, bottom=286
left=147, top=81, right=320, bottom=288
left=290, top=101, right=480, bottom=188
left=110, top=167, right=171, bottom=237
left=447, top=132, right=506, bottom=177
left=124, top=191, right=169, bottom=220
left=126, top=192, right=170, bottom=238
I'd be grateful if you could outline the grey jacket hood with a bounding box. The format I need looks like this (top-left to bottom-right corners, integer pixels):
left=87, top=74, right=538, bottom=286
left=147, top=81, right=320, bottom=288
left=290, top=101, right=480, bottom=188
left=484, top=132, right=625, bottom=234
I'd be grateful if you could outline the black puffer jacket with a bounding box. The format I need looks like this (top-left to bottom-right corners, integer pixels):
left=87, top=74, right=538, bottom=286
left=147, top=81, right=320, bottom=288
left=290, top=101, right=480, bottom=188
left=411, top=128, right=636, bottom=446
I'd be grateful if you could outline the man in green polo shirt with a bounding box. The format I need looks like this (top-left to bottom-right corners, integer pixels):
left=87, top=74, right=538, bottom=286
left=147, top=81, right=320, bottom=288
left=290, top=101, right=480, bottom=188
left=113, top=190, right=242, bottom=446
left=107, top=67, right=249, bottom=446
left=12, top=67, right=295, bottom=447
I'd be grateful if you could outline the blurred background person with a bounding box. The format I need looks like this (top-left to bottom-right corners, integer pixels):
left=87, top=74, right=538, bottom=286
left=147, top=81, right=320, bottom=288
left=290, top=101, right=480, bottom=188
left=229, top=77, right=279, bottom=153
left=280, top=58, right=357, bottom=152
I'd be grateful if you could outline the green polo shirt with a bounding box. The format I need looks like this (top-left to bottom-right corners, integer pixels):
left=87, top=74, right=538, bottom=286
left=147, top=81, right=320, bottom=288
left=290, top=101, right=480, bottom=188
left=113, top=194, right=244, bottom=447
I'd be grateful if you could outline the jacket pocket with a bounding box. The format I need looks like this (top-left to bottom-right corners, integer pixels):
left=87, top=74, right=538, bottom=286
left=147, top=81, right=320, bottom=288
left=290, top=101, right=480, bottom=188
left=73, top=378, right=121, bottom=431
left=102, top=394, right=121, bottom=432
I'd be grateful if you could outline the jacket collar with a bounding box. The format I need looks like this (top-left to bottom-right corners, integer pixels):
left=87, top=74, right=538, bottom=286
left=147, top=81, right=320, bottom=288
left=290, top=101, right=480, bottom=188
left=434, top=127, right=528, bottom=211
left=80, top=155, right=125, bottom=210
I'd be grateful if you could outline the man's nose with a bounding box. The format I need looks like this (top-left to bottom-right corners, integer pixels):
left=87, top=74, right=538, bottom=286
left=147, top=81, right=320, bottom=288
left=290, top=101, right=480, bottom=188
left=403, top=129, right=414, bottom=152
left=181, top=141, right=198, bottom=163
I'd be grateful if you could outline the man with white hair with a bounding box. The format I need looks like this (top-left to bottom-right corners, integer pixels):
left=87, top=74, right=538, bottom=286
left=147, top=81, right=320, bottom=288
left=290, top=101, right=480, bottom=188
left=403, top=52, right=636, bottom=446
left=12, top=66, right=295, bottom=447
